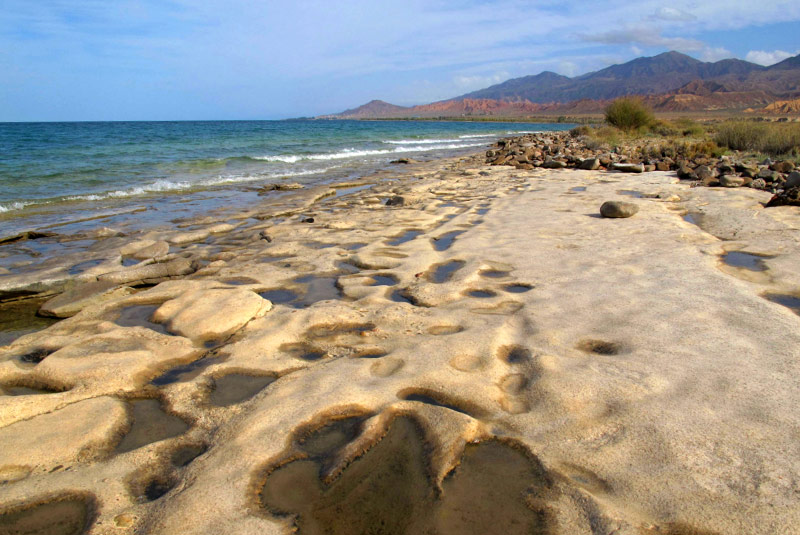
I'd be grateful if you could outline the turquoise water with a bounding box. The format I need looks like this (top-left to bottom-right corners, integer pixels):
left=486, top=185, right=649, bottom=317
left=0, top=120, right=570, bottom=234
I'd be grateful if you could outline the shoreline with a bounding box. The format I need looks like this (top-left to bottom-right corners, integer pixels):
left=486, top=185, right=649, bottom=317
left=1, top=140, right=799, bottom=533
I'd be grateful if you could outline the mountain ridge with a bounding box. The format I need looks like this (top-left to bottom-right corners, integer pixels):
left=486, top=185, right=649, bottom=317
left=321, top=51, right=800, bottom=118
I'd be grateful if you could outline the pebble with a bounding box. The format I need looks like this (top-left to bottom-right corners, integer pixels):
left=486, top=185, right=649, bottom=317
left=600, top=201, right=639, bottom=218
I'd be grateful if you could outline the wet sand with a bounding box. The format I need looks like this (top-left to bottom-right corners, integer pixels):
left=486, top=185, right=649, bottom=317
left=1, top=148, right=800, bottom=534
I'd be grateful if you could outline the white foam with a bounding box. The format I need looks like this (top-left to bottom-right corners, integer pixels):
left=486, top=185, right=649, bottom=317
left=0, top=201, right=32, bottom=213
left=255, top=143, right=485, bottom=163
left=458, top=133, right=497, bottom=139
left=383, top=138, right=463, bottom=145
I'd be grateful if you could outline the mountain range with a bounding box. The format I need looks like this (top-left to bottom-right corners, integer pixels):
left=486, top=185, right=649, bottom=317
left=321, top=51, right=800, bottom=118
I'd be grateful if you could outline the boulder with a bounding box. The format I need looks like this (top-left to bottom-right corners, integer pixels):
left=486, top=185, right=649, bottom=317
left=153, top=287, right=271, bottom=340
left=770, top=160, right=795, bottom=173
left=97, top=258, right=197, bottom=285
left=39, top=281, right=136, bottom=318
left=766, top=186, right=800, bottom=207
left=677, top=164, right=697, bottom=180
left=600, top=201, right=639, bottom=218
left=578, top=158, right=600, bottom=170
left=784, top=171, right=800, bottom=190
left=719, top=175, right=745, bottom=188
left=611, top=163, right=644, bottom=173
left=542, top=159, right=567, bottom=169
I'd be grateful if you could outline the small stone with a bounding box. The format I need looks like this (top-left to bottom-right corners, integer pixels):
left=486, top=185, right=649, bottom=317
left=385, top=195, right=405, bottom=206
left=258, top=231, right=273, bottom=242
left=770, top=160, right=795, bottom=173
left=300, top=216, right=315, bottom=223
left=784, top=171, right=800, bottom=189
left=390, top=158, right=418, bottom=164
left=750, top=178, right=768, bottom=190
left=719, top=175, right=745, bottom=188
left=611, top=163, right=644, bottom=173
left=542, top=159, right=567, bottom=169
left=677, top=164, right=697, bottom=180
left=600, top=201, right=639, bottom=218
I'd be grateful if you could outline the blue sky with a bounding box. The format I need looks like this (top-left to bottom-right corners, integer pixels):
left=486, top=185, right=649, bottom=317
left=2, top=0, right=799, bottom=121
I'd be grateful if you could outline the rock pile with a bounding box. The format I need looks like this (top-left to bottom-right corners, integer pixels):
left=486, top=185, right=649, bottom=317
left=486, top=132, right=799, bottom=205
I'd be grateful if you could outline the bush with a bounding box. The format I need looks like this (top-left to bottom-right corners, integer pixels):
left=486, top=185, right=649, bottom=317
left=714, top=121, right=800, bottom=156
left=569, top=125, right=592, bottom=138
left=604, top=98, right=655, bottom=131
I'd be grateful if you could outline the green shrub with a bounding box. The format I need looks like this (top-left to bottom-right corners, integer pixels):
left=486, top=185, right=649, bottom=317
left=714, top=121, right=800, bottom=156
left=673, top=118, right=706, bottom=137
left=604, top=98, right=655, bottom=132
left=569, top=125, right=592, bottom=138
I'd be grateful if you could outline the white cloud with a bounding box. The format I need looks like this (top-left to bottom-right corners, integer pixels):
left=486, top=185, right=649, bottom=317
left=453, top=72, right=510, bottom=90
left=699, top=47, right=732, bottom=62
left=745, top=49, right=796, bottom=66
left=558, top=61, right=579, bottom=77
left=652, top=7, right=696, bottom=21
left=579, top=28, right=705, bottom=51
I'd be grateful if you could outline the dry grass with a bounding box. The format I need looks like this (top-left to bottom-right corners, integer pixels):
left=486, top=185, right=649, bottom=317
left=714, top=121, right=800, bottom=156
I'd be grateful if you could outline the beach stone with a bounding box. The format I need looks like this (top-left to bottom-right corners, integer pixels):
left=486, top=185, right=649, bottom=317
left=168, top=230, right=210, bottom=245
left=784, top=171, right=800, bottom=189
left=390, top=158, right=418, bottom=164
left=39, top=281, right=135, bottom=318
left=262, top=183, right=304, bottom=191
left=131, top=240, right=169, bottom=260
left=578, top=158, right=600, bottom=170
left=385, top=196, right=405, bottom=206
left=207, top=223, right=235, bottom=234
left=655, top=161, right=671, bottom=171
left=719, top=176, right=745, bottom=188
left=677, top=164, right=697, bottom=180
left=153, top=288, right=271, bottom=340
left=0, top=397, right=127, bottom=472
left=611, top=163, right=644, bottom=173
left=750, top=178, right=768, bottom=190
left=600, top=201, right=639, bottom=218
left=542, top=159, right=567, bottom=169
left=770, top=161, right=795, bottom=173
left=757, top=169, right=780, bottom=182
left=97, top=258, right=197, bottom=285
left=766, top=186, right=800, bottom=207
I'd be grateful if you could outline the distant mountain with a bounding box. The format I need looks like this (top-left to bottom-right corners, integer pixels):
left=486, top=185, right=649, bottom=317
left=460, top=51, right=765, bottom=103
left=327, top=100, right=409, bottom=119
left=323, top=51, right=800, bottom=118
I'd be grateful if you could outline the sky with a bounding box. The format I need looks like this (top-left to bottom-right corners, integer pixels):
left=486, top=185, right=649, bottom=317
left=1, top=0, right=799, bottom=121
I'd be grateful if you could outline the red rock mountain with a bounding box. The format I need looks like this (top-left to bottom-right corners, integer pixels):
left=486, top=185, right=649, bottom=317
left=321, top=51, right=800, bottom=118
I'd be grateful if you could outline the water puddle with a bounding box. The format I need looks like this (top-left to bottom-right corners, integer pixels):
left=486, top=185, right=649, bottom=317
left=721, top=251, right=771, bottom=272
left=0, top=497, right=92, bottom=535
left=342, top=243, right=367, bottom=251
left=497, top=345, right=531, bottom=364
left=369, top=274, right=398, bottom=286
left=386, top=230, right=423, bottom=246
left=258, top=255, right=295, bottom=264
left=617, top=189, right=644, bottom=198
left=480, top=269, right=510, bottom=279
left=280, top=342, right=327, bottom=361
left=292, top=275, right=342, bottom=307
left=476, top=207, right=490, bottom=215
left=223, top=277, right=260, bottom=286
left=390, top=289, right=416, bottom=305
left=432, top=231, right=465, bottom=251
left=259, top=415, right=555, bottom=535
left=503, top=283, right=533, bottom=293
left=466, top=289, right=496, bottom=298
left=683, top=213, right=700, bottom=226
left=0, top=297, right=60, bottom=346
left=115, top=399, right=190, bottom=454
left=0, top=383, right=62, bottom=396
left=763, top=293, right=800, bottom=314
left=209, top=374, right=276, bottom=406
left=258, top=289, right=300, bottom=305
left=151, top=356, right=225, bottom=386
left=327, top=184, right=372, bottom=198
left=114, top=305, right=170, bottom=335
left=68, top=258, right=105, bottom=275
left=122, top=257, right=140, bottom=267
left=570, top=186, right=587, bottom=192
left=429, top=260, right=465, bottom=284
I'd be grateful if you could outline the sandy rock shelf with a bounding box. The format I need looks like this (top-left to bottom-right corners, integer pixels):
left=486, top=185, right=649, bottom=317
left=1, top=160, right=799, bottom=535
